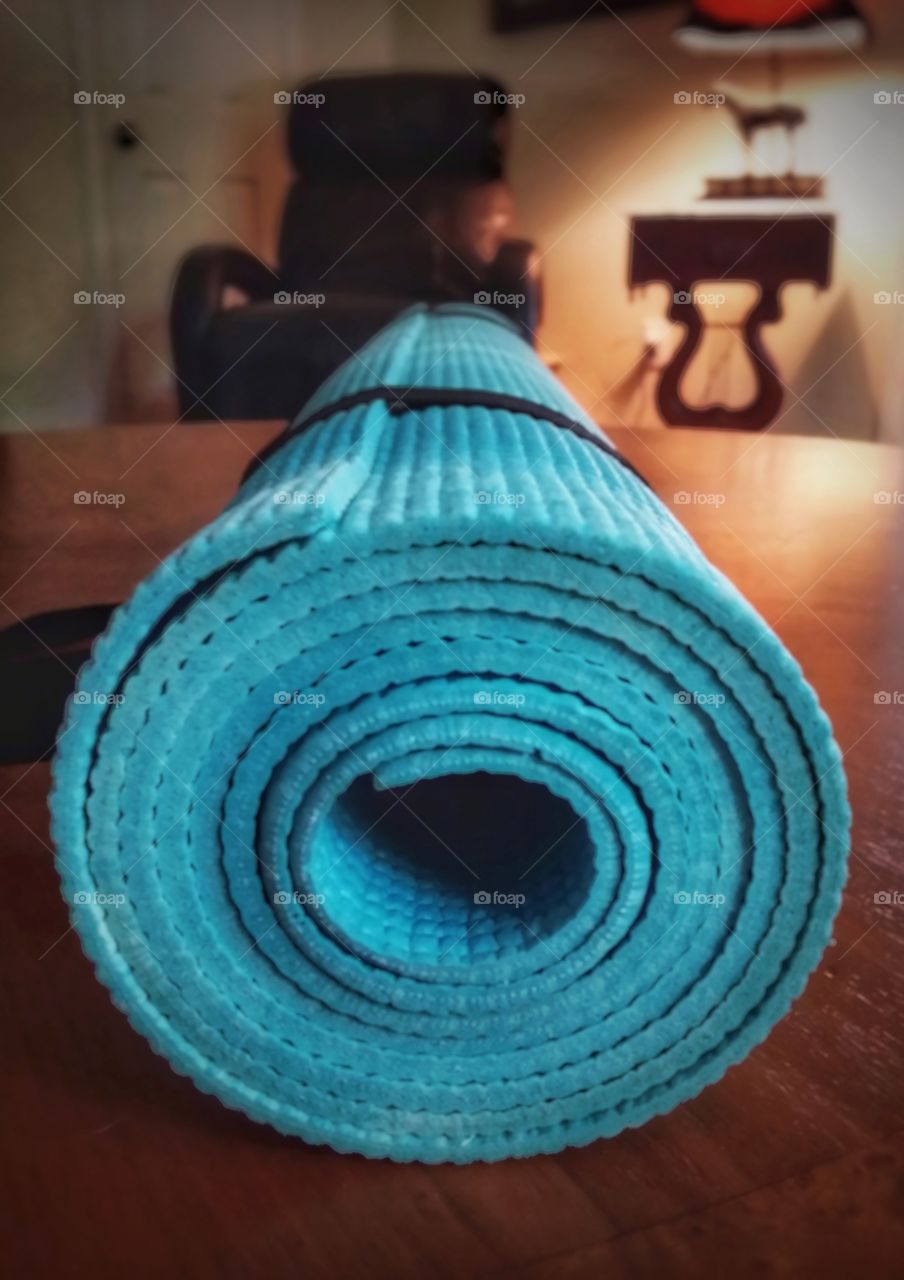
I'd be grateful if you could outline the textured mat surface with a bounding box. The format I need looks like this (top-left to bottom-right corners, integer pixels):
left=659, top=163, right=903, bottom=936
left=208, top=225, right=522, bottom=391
left=51, top=303, right=849, bottom=1162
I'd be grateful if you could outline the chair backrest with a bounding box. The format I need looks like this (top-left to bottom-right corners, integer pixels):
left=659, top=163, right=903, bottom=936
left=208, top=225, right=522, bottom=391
left=278, top=73, right=513, bottom=297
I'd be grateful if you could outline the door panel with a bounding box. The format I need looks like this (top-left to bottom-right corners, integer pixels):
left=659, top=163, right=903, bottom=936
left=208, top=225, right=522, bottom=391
left=0, top=0, right=393, bottom=428
left=94, top=0, right=297, bottom=420
left=0, top=1, right=99, bottom=430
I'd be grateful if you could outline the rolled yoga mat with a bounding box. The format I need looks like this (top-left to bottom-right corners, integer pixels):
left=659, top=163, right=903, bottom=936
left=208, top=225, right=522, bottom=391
left=51, top=303, right=849, bottom=1162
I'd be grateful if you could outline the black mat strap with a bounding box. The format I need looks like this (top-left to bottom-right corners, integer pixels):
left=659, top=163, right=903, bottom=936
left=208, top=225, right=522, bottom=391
left=242, top=385, right=651, bottom=489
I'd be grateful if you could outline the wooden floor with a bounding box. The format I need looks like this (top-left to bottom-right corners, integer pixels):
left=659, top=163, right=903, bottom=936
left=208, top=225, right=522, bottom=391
left=2, top=420, right=903, bottom=1278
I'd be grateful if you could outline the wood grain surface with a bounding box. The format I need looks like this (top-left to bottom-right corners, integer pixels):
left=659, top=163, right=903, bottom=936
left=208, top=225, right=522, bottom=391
left=2, top=420, right=903, bottom=1279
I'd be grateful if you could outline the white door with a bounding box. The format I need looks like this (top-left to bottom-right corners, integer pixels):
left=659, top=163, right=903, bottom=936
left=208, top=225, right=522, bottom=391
left=0, top=1, right=100, bottom=429
left=84, top=0, right=307, bottom=421
left=0, top=0, right=394, bottom=428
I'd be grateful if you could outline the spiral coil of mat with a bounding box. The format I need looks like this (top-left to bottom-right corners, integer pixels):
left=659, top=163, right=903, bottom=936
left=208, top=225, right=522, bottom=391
left=52, top=304, right=848, bottom=1162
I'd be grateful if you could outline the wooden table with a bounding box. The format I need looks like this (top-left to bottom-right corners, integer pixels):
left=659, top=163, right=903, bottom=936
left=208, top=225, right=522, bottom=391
left=628, top=214, right=834, bottom=430
left=2, top=421, right=903, bottom=1279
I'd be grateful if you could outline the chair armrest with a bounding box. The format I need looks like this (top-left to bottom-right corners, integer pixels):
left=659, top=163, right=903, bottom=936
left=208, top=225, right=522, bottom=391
left=484, top=238, right=543, bottom=344
left=170, top=246, right=277, bottom=416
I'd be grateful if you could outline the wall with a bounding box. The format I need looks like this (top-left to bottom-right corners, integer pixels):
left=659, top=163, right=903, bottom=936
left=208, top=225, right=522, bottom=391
left=391, top=0, right=904, bottom=442
left=0, top=0, right=394, bottom=428
left=2, top=0, right=901, bottom=439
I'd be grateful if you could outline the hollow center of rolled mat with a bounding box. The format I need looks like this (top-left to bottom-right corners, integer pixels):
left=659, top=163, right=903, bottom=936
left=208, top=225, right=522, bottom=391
left=307, top=772, right=596, bottom=971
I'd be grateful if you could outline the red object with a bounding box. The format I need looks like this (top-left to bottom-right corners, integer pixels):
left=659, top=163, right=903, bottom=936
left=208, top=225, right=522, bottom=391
left=695, top=0, right=836, bottom=24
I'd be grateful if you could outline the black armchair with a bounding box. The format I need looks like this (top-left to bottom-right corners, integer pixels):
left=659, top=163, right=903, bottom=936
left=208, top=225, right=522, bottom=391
left=170, top=72, right=542, bottom=422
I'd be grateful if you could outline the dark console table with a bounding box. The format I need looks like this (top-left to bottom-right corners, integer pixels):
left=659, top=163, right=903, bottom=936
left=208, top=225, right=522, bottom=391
left=629, top=214, right=834, bottom=430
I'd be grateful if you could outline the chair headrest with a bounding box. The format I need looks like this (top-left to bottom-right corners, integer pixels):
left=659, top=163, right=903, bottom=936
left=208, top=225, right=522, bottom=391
left=285, top=72, right=510, bottom=183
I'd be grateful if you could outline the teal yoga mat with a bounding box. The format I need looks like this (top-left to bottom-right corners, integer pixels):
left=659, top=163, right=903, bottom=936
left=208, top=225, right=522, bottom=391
left=51, top=303, right=849, bottom=1162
